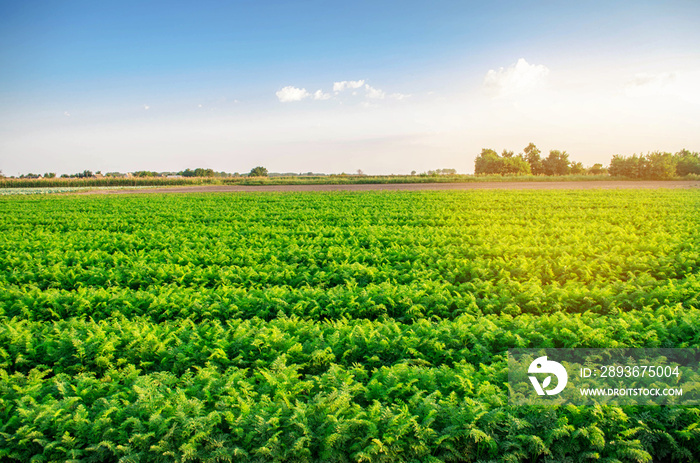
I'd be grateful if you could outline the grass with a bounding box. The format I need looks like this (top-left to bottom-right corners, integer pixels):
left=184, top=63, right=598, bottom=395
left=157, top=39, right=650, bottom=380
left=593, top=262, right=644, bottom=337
left=3, top=173, right=695, bottom=190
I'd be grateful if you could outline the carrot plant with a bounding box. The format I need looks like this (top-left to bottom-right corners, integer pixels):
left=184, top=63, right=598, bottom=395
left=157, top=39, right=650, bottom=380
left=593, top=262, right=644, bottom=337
left=1, top=189, right=699, bottom=462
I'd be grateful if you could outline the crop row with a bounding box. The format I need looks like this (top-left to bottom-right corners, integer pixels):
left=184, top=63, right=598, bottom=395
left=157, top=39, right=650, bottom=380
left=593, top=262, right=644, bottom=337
left=2, top=274, right=698, bottom=324
left=2, top=305, right=699, bottom=377
left=3, top=362, right=698, bottom=462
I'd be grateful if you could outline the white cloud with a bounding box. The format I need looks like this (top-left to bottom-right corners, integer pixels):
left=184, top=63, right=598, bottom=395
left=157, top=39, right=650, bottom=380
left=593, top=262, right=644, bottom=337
left=365, top=84, right=385, bottom=99
left=389, top=93, right=409, bottom=100
left=624, top=72, right=677, bottom=98
left=623, top=70, right=700, bottom=104
left=143, top=104, right=150, bottom=110
left=484, top=58, right=550, bottom=98
left=64, top=111, right=71, bottom=117
left=333, top=80, right=365, bottom=93
left=313, top=90, right=331, bottom=100
left=276, top=86, right=311, bottom=103
left=276, top=80, right=409, bottom=105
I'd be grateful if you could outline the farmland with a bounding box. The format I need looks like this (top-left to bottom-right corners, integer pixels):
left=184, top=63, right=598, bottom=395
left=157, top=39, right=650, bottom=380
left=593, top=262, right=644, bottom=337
left=1, top=189, right=699, bottom=462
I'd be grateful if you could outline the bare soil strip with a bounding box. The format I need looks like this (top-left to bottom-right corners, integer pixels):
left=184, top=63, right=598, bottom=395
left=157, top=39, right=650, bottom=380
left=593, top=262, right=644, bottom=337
left=77, top=180, right=700, bottom=195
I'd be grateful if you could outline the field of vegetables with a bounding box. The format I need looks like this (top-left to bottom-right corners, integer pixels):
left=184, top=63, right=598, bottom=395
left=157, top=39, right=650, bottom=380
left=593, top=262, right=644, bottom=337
left=1, top=188, right=699, bottom=462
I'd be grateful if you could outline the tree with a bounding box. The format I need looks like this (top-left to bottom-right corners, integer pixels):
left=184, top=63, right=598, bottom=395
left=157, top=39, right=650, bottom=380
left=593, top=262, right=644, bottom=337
left=645, top=151, right=676, bottom=179
left=542, top=150, right=570, bottom=176
left=524, top=143, right=544, bottom=175
left=133, top=171, right=160, bottom=177
left=570, top=162, right=585, bottom=175
left=608, top=152, right=678, bottom=179
left=587, top=163, right=606, bottom=175
left=474, top=149, right=530, bottom=175
left=76, top=170, right=93, bottom=178
left=194, top=168, right=215, bottom=177
left=474, top=149, right=502, bottom=174
left=609, top=154, right=645, bottom=178
left=44, top=172, right=56, bottom=178
left=249, top=166, right=268, bottom=177
left=674, top=149, right=700, bottom=176
left=503, top=155, right=531, bottom=175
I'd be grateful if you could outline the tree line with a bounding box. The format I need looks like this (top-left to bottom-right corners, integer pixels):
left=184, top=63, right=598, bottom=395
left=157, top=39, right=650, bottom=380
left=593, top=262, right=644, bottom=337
left=3, top=167, right=271, bottom=180
left=474, top=143, right=700, bottom=179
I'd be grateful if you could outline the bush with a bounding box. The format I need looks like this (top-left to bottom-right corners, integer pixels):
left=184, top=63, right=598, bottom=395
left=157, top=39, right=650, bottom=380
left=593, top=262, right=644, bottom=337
left=249, top=166, right=269, bottom=177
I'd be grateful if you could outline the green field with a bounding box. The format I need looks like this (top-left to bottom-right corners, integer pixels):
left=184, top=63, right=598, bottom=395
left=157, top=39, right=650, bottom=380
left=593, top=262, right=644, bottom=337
left=0, top=173, right=620, bottom=190
left=1, top=189, right=699, bottom=462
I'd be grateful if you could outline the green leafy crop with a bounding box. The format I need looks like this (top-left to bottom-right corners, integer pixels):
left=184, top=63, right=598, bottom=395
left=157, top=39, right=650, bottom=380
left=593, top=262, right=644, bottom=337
left=1, top=189, right=698, bottom=462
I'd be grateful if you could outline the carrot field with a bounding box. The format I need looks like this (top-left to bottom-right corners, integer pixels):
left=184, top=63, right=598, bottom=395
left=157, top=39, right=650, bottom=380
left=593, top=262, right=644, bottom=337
left=1, top=189, right=699, bottom=462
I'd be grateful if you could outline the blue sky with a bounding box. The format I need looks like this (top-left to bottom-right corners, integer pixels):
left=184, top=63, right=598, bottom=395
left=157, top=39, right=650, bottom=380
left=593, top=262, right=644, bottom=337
left=1, top=0, right=699, bottom=175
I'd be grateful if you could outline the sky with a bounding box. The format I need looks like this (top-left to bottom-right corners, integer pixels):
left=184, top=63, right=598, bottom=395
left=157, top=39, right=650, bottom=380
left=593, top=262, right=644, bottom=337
left=1, top=0, right=699, bottom=176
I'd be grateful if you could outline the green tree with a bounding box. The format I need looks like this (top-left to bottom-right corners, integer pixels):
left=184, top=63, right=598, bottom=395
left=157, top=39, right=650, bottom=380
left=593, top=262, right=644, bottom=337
left=587, top=163, right=606, bottom=175
left=570, top=161, right=585, bottom=175
left=645, top=151, right=677, bottom=179
left=674, top=149, right=700, bottom=176
left=542, top=150, right=570, bottom=176
left=474, top=149, right=530, bottom=175
left=524, top=143, right=544, bottom=175
left=503, top=155, right=531, bottom=175
left=133, top=170, right=160, bottom=177
left=249, top=166, right=269, bottom=177
left=609, top=154, right=645, bottom=178
left=76, top=170, right=93, bottom=178
left=474, top=149, right=502, bottom=174
left=194, top=168, right=215, bottom=177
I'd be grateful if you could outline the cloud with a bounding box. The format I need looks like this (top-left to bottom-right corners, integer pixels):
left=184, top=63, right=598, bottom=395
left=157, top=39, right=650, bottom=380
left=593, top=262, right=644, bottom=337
left=624, top=72, right=677, bottom=98
left=483, top=58, right=550, bottom=98
left=333, top=80, right=365, bottom=93
left=143, top=104, right=150, bottom=110
left=622, top=69, right=700, bottom=105
left=365, top=84, right=386, bottom=100
left=64, top=111, right=71, bottom=117
left=276, top=80, right=409, bottom=105
left=276, top=86, right=311, bottom=103
left=313, top=90, right=331, bottom=100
